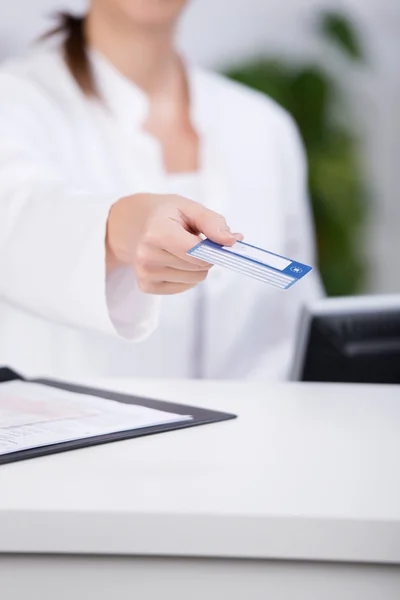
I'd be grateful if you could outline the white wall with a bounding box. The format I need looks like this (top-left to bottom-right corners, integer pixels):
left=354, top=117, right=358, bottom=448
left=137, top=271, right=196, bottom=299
left=1, top=0, right=399, bottom=293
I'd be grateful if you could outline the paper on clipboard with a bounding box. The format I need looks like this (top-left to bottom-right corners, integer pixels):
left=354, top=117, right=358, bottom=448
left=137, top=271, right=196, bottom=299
left=0, top=381, right=191, bottom=457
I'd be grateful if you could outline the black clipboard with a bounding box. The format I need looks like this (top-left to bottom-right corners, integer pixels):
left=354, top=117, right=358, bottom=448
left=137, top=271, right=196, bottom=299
left=0, top=367, right=237, bottom=465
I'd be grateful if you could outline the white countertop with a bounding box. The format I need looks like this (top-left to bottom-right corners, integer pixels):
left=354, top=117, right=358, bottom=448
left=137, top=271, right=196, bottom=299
left=1, top=379, right=400, bottom=564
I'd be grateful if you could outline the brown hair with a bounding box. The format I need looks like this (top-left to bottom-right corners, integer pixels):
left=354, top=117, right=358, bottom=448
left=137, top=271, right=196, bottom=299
left=42, top=13, right=96, bottom=96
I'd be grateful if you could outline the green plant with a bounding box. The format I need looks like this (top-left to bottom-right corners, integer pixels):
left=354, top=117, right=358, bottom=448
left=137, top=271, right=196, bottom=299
left=225, top=12, right=368, bottom=296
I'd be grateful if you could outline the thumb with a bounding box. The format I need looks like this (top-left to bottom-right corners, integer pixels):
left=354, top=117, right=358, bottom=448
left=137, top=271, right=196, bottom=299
left=184, top=202, right=240, bottom=246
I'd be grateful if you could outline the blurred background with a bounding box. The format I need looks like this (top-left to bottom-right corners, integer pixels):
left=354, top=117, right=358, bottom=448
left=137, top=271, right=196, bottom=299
left=1, top=0, right=399, bottom=297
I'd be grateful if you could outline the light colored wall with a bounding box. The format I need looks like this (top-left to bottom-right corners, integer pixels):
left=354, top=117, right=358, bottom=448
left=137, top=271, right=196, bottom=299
left=1, top=0, right=399, bottom=293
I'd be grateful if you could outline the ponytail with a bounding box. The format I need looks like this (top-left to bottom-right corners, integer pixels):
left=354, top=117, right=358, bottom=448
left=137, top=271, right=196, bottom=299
left=41, top=13, right=97, bottom=97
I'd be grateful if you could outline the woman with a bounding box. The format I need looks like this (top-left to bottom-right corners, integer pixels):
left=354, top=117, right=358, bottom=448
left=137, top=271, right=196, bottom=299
left=0, top=0, right=322, bottom=380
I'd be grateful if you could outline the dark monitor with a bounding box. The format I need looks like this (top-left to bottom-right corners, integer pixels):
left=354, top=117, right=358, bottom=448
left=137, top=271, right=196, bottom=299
left=291, top=295, right=400, bottom=384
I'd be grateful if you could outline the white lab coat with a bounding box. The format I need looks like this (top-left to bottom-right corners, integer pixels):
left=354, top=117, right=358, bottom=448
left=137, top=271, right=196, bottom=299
left=0, top=46, right=322, bottom=380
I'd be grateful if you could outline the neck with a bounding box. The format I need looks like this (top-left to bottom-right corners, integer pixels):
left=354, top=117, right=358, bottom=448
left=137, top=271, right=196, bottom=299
left=86, top=7, right=179, bottom=94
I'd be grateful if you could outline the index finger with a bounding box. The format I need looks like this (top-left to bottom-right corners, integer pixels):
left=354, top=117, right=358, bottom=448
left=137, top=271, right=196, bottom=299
left=160, top=224, right=211, bottom=268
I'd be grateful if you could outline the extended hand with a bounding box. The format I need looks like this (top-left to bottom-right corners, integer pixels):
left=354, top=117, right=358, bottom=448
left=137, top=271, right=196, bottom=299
left=106, top=193, right=242, bottom=294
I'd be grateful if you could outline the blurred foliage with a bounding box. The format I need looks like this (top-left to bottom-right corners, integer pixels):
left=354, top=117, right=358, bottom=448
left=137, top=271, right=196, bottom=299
left=225, top=11, right=368, bottom=296
left=320, top=12, right=364, bottom=61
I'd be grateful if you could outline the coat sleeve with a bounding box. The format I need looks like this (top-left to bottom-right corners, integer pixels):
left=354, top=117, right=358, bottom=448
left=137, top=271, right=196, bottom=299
left=247, top=111, right=324, bottom=380
left=0, top=72, right=159, bottom=341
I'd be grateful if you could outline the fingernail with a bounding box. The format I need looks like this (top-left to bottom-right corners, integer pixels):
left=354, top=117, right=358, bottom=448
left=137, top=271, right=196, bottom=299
left=219, top=224, right=232, bottom=233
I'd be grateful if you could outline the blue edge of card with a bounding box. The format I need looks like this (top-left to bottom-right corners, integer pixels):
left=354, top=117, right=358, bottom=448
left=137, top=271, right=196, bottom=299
left=187, top=239, right=313, bottom=283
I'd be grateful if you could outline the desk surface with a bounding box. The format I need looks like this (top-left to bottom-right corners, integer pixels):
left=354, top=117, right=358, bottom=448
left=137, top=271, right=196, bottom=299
left=1, top=380, right=400, bottom=564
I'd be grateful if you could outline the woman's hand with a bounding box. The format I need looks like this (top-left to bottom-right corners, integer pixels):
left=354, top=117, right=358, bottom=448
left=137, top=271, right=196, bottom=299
left=106, top=193, right=242, bottom=295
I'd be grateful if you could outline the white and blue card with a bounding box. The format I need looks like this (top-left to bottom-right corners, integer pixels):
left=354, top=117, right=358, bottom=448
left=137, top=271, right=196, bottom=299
left=187, top=239, right=312, bottom=290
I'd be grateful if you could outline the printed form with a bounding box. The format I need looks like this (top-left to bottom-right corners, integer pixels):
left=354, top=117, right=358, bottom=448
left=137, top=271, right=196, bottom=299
left=0, top=381, right=191, bottom=456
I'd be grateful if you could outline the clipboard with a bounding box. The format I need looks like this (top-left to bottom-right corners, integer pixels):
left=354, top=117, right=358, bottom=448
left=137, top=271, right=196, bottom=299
left=0, top=367, right=237, bottom=465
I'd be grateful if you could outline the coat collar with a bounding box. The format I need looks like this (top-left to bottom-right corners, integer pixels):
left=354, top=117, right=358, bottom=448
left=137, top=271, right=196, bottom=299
left=89, top=49, right=212, bottom=135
